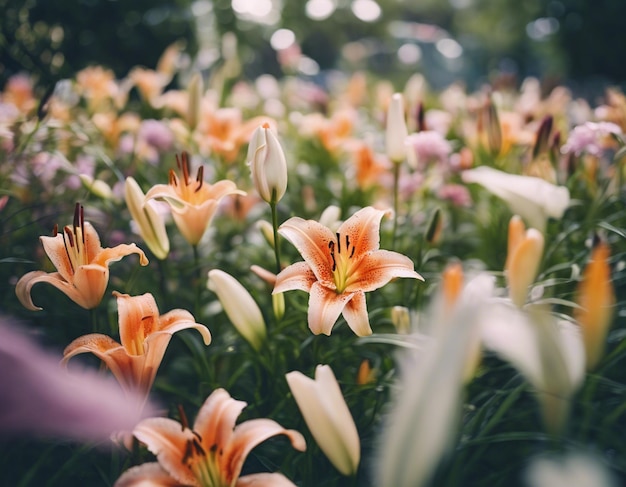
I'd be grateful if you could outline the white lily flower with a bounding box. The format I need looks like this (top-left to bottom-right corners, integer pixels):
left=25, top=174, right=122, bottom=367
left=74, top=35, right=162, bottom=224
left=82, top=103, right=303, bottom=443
left=481, top=304, right=586, bottom=433
left=462, top=166, right=570, bottom=232
left=207, top=269, right=267, bottom=350
left=525, top=452, right=617, bottom=487
left=286, top=365, right=360, bottom=476
left=376, top=273, right=490, bottom=487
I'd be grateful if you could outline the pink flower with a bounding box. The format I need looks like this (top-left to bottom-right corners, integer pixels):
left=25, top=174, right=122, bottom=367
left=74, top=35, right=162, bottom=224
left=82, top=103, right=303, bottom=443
left=406, top=130, right=453, bottom=168
left=561, top=122, right=622, bottom=157
left=0, top=317, right=156, bottom=443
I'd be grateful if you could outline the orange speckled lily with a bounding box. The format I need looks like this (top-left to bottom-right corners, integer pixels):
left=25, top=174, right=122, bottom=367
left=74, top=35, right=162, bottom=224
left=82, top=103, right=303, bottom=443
left=16, top=203, right=148, bottom=311
left=145, top=152, right=245, bottom=246
left=114, top=388, right=305, bottom=487
left=273, top=206, right=423, bottom=336
left=62, top=291, right=211, bottom=399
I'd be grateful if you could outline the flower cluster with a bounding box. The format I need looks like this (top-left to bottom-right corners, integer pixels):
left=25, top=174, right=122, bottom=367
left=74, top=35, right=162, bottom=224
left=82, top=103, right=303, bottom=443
left=1, top=43, right=624, bottom=487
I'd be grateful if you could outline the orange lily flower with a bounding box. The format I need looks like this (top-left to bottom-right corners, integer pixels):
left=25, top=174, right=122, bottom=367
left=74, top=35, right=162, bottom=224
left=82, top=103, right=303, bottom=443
left=16, top=204, right=148, bottom=311
left=145, top=152, right=245, bottom=246
left=114, top=388, right=306, bottom=487
left=273, top=206, right=423, bottom=336
left=62, top=291, right=211, bottom=399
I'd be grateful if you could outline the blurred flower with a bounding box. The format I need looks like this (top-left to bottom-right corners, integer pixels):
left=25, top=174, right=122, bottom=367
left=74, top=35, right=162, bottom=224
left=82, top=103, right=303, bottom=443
left=561, top=121, right=622, bottom=157
left=436, top=184, right=472, bottom=207
left=16, top=203, right=148, bottom=310
left=196, top=107, right=272, bottom=163
left=575, top=242, right=615, bottom=370
left=482, top=305, right=585, bottom=434
left=505, top=216, right=545, bottom=308
left=286, top=365, right=360, bottom=476
left=63, top=291, right=211, bottom=399
left=357, top=359, right=376, bottom=385
left=298, top=109, right=357, bottom=155
left=406, top=130, right=452, bottom=168
left=376, top=274, right=487, bottom=487
left=477, top=96, right=502, bottom=156
left=351, top=141, right=392, bottom=191
left=462, top=166, right=570, bottom=232
left=125, top=177, right=170, bottom=260
left=247, top=123, right=288, bottom=204
left=75, top=65, right=120, bottom=111
left=79, top=174, right=114, bottom=200
left=186, top=72, right=203, bottom=131
left=138, top=119, right=174, bottom=152
left=525, top=452, right=617, bottom=487
left=116, top=388, right=305, bottom=487
left=207, top=269, right=267, bottom=351
left=145, top=152, right=245, bottom=246
left=0, top=317, right=156, bottom=443
left=2, top=74, right=37, bottom=112
left=386, top=93, right=409, bottom=163
left=274, top=206, right=423, bottom=336
left=391, top=305, right=411, bottom=334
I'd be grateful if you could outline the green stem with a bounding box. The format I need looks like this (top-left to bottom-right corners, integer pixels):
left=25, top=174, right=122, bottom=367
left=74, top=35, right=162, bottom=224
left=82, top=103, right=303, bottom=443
left=270, top=190, right=282, bottom=275
left=392, top=161, right=401, bottom=248
left=192, top=244, right=202, bottom=318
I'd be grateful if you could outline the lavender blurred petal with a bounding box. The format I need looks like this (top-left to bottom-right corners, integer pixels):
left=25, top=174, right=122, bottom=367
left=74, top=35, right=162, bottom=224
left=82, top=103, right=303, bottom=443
left=0, top=317, right=158, bottom=445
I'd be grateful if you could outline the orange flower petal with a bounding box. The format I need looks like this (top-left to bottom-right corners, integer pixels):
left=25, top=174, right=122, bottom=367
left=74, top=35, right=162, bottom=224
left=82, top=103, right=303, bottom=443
left=335, top=206, right=388, bottom=256
left=278, top=218, right=336, bottom=285
left=341, top=290, right=372, bottom=336
left=236, top=473, right=299, bottom=487
left=345, top=250, right=423, bottom=293
left=224, top=419, right=306, bottom=484
left=39, top=235, right=74, bottom=282
left=15, top=270, right=103, bottom=310
left=308, top=282, right=355, bottom=335
left=93, top=243, right=149, bottom=268
left=114, top=462, right=180, bottom=487
left=273, top=262, right=316, bottom=294
left=133, top=418, right=198, bottom=486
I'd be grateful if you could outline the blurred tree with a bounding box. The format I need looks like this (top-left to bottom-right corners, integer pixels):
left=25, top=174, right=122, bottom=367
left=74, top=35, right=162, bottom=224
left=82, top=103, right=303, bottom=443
left=0, top=0, right=196, bottom=90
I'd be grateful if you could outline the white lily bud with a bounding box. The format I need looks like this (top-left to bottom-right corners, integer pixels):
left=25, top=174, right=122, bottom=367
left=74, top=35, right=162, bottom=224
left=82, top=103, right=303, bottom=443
left=124, top=177, right=170, bottom=260
left=286, top=365, right=360, bottom=476
left=385, top=93, right=409, bottom=163
left=80, top=174, right=113, bottom=200
left=207, top=269, right=267, bottom=350
left=248, top=123, right=288, bottom=204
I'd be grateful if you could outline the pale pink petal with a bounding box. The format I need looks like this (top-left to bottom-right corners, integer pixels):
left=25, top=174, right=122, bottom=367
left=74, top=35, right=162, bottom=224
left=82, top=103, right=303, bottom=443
left=193, top=389, right=246, bottom=458
left=273, top=262, right=316, bottom=294
left=133, top=418, right=198, bottom=486
left=82, top=221, right=104, bottom=262
left=278, top=217, right=335, bottom=285
left=336, top=206, right=388, bottom=256
left=341, top=291, right=372, bottom=336
left=308, top=282, right=354, bottom=335
left=346, top=250, right=423, bottom=293
left=0, top=320, right=155, bottom=444
left=236, top=472, right=298, bottom=487
left=224, top=419, right=306, bottom=483
left=114, top=462, right=181, bottom=487
left=144, top=184, right=184, bottom=209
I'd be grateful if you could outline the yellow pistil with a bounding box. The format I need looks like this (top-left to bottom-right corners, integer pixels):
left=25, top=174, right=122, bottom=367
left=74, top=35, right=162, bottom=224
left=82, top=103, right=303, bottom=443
left=61, top=203, right=88, bottom=274
left=328, top=232, right=356, bottom=293
left=171, top=152, right=206, bottom=204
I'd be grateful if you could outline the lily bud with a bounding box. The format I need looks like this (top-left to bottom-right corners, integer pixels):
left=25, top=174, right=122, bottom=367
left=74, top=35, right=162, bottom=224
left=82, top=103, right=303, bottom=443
left=575, top=242, right=615, bottom=370
left=477, top=96, right=502, bottom=157
left=506, top=221, right=545, bottom=308
left=286, top=365, right=360, bottom=476
left=532, top=115, right=554, bottom=160
left=186, top=72, right=203, bottom=131
left=385, top=93, right=408, bottom=163
left=273, top=291, right=285, bottom=322
left=248, top=123, right=288, bottom=204
left=357, top=359, right=376, bottom=385
left=79, top=174, right=113, bottom=200
left=124, top=177, right=170, bottom=260
left=391, top=306, right=411, bottom=334
left=425, top=207, right=443, bottom=245
left=256, top=220, right=275, bottom=248
left=207, top=269, right=267, bottom=350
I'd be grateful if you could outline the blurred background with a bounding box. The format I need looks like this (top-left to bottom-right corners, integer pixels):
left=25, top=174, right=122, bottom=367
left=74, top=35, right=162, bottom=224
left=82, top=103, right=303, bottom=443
left=1, top=0, right=625, bottom=100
